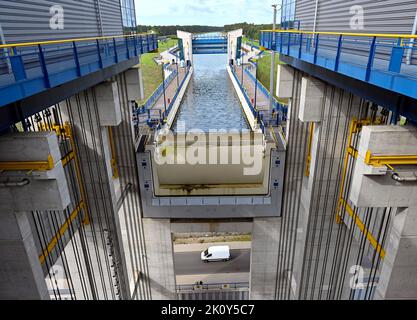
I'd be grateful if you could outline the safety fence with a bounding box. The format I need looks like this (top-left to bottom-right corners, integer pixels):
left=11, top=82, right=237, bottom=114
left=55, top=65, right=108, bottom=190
left=176, top=282, right=249, bottom=300
left=260, top=30, right=417, bottom=102
left=229, top=64, right=265, bottom=133
left=243, top=67, right=288, bottom=120
left=0, top=33, right=158, bottom=107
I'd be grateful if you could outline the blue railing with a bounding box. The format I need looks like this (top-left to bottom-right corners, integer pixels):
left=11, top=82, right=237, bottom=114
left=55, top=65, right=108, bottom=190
left=229, top=64, right=265, bottom=133
left=134, top=65, right=192, bottom=132
left=260, top=30, right=417, bottom=100
left=137, top=66, right=178, bottom=116
left=164, top=67, right=191, bottom=122
left=0, top=33, right=158, bottom=107
left=243, top=67, right=288, bottom=119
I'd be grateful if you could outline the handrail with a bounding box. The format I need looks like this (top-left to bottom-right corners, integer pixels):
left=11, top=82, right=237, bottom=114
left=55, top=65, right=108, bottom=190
left=261, top=29, right=417, bottom=40
left=0, top=33, right=155, bottom=49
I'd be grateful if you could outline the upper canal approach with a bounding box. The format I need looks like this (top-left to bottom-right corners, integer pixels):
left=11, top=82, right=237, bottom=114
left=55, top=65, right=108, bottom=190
left=172, top=53, right=249, bottom=132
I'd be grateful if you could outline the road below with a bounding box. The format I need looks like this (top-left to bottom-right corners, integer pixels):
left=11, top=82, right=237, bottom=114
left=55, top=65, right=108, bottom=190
left=174, top=249, right=250, bottom=275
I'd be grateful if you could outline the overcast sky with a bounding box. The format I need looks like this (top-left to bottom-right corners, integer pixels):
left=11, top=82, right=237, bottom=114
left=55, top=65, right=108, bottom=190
left=136, top=0, right=283, bottom=26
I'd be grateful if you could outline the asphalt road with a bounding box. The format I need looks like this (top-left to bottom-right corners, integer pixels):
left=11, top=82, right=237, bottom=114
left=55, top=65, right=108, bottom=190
left=174, top=249, right=250, bottom=275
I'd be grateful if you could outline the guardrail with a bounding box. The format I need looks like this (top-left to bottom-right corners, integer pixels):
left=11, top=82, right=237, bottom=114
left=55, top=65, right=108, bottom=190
left=0, top=33, right=158, bottom=107
left=176, top=282, right=249, bottom=291
left=243, top=67, right=288, bottom=119
left=229, top=64, right=265, bottom=133
left=259, top=29, right=417, bottom=100
left=163, top=66, right=191, bottom=121
left=138, top=66, right=178, bottom=114
left=134, top=65, right=191, bottom=136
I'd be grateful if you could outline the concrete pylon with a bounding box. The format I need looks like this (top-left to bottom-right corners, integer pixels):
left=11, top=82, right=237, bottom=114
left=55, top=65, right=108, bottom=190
left=249, top=217, right=281, bottom=300
left=0, top=132, right=70, bottom=299
left=376, top=207, right=417, bottom=299
left=0, top=211, right=50, bottom=299
left=227, top=29, right=243, bottom=65
left=142, top=218, right=176, bottom=300
left=59, top=79, right=131, bottom=299
left=177, top=30, right=193, bottom=66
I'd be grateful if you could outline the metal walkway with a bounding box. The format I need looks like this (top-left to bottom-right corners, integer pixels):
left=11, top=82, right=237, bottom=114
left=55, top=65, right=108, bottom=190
left=260, top=30, right=417, bottom=121
left=0, top=34, right=158, bottom=108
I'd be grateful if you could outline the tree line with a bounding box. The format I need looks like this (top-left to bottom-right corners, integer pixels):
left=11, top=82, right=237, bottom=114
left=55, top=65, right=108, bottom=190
left=136, top=22, right=276, bottom=39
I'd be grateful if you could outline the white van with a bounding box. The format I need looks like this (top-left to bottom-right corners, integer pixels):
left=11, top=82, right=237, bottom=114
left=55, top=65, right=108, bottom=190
left=201, top=245, right=231, bottom=262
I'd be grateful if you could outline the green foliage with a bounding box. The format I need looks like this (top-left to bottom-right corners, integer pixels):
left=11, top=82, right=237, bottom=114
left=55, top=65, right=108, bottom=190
left=224, top=22, right=275, bottom=41
left=139, top=38, right=178, bottom=104
left=137, top=22, right=277, bottom=42
left=256, top=52, right=288, bottom=104
left=137, top=25, right=223, bottom=36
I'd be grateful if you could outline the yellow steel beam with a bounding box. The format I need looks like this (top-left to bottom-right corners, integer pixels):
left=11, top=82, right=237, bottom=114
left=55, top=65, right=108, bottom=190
left=336, top=119, right=357, bottom=223
left=39, top=201, right=84, bottom=264
left=61, top=151, right=75, bottom=167
left=338, top=198, right=386, bottom=259
left=107, top=127, right=119, bottom=179
left=0, top=154, right=54, bottom=171
left=305, top=123, right=314, bottom=177
left=261, top=29, right=417, bottom=40
left=65, top=122, right=90, bottom=225
left=365, top=152, right=417, bottom=166
left=0, top=33, right=154, bottom=49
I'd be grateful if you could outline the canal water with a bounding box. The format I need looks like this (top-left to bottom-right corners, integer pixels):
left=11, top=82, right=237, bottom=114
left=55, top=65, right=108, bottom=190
left=172, top=54, right=249, bottom=132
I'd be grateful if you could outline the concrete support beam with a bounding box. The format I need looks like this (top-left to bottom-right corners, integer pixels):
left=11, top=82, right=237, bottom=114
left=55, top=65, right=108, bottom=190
left=0, top=211, right=49, bottom=299
left=125, top=67, right=143, bottom=102
left=376, top=207, right=417, bottom=299
left=249, top=217, right=280, bottom=300
left=276, top=65, right=294, bottom=99
left=350, top=125, right=417, bottom=208
left=299, top=77, right=326, bottom=123
left=96, top=80, right=122, bottom=127
left=0, top=132, right=70, bottom=211
left=143, top=218, right=176, bottom=300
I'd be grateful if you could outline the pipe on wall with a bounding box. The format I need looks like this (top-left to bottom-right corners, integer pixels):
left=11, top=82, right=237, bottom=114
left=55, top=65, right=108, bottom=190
left=0, top=178, right=30, bottom=188
left=391, top=172, right=417, bottom=183
left=313, top=0, right=319, bottom=33
left=406, top=9, right=417, bottom=65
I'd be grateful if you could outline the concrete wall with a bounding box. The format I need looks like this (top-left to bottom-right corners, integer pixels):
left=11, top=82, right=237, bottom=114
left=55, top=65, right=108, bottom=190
left=142, top=218, right=176, bottom=300
left=249, top=217, right=281, bottom=300
left=0, top=211, right=49, bottom=299
left=376, top=207, right=417, bottom=299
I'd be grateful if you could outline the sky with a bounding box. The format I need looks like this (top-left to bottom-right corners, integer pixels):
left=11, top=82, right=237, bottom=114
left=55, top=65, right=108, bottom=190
left=135, top=0, right=283, bottom=26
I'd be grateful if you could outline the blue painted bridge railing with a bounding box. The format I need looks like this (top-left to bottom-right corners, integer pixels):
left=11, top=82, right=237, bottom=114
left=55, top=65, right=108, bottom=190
left=0, top=33, right=158, bottom=108
left=137, top=63, right=176, bottom=114
left=260, top=30, right=417, bottom=101
left=243, top=66, right=288, bottom=121
left=134, top=65, right=192, bottom=132
left=229, top=64, right=266, bottom=133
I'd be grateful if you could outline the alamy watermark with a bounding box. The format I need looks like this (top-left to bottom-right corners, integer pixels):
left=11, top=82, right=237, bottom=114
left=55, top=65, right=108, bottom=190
left=153, top=121, right=265, bottom=176
left=50, top=5, right=64, bottom=30
left=349, top=5, right=365, bottom=30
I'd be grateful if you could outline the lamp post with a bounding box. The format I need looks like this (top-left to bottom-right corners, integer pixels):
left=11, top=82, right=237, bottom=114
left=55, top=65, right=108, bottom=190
left=241, top=52, right=244, bottom=86
left=254, top=61, right=258, bottom=112
left=176, top=53, right=179, bottom=87
left=269, top=4, right=281, bottom=114
left=162, top=64, right=167, bottom=118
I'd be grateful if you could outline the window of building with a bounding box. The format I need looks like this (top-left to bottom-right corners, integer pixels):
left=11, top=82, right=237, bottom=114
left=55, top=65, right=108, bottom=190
left=281, top=0, right=297, bottom=29
left=120, top=0, right=137, bottom=33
